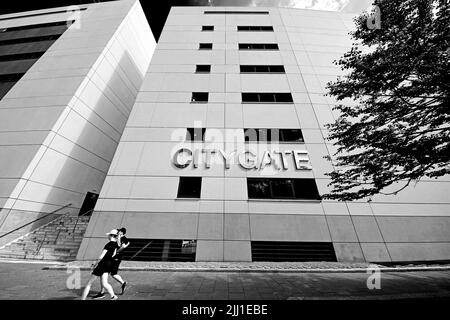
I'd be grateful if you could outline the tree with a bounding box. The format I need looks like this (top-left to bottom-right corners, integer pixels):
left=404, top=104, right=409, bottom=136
left=323, top=0, right=450, bottom=201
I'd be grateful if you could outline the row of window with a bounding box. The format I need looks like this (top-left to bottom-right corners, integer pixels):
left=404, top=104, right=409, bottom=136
left=185, top=128, right=304, bottom=143
left=177, top=177, right=321, bottom=201
left=0, top=34, right=61, bottom=47
left=0, top=51, right=45, bottom=62
left=0, top=20, right=73, bottom=32
left=199, top=43, right=279, bottom=50
left=202, top=25, right=273, bottom=32
left=191, top=92, right=294, bottom=103
left=204, top=11, right=269, bottom=15
left=0, top=73, right=24, bottom=82
left=195, top=65, right=285, bottom=74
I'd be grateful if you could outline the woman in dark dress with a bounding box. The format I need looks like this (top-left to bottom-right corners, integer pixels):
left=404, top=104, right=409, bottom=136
left=81, top=230, right=119, bottom=300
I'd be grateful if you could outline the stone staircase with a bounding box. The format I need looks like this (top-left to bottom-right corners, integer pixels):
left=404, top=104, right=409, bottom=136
left=0, top=214, right=90, bottom=262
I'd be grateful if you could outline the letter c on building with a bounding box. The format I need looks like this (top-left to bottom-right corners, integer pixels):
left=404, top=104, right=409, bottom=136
left=173, top=148, right=193, bottom=169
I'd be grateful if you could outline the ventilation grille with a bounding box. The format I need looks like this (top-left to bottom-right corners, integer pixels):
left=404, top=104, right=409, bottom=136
left=121, top=239, right=196, bottom=262
left=251, top=241, right=337, bottom=262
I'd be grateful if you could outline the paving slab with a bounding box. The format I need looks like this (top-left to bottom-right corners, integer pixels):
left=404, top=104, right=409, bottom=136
left=0, top=261, right=450, bottom=300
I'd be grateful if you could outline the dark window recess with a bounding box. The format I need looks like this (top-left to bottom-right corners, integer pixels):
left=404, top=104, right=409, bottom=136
left=239, top=43, right=279, bottom=50
left=0, top=73, right=24, bottom=100
left=247, top=178, right=321, bottom=200
left=120, top=239, right=196, bottom=262
left=196, top=65, right=211, bottom=73
left=191, top=92, right=209, bottom=103
left=244, top=129, right=304, bottom=143
left=186, top=128, right=206, bottom=142
left=199, top=43, right=213, bottom=50
left=240, top=65, right=285, bottom=73
left=202, top=25, right=214, bottom=31
left=78, top=192, right=98, bottom=217
left=0, top=52, right=46, bottom=62
left=237, top=26, right=274, bottom=31
left=204, top=11, right=269, bottom=15
left=0, top=34, right=62, bottom=46
left=251, top=241, right=337, bottom=262
left=242, top=92, right=293, bottom=103
left=177, top=177, right=202, bottom=199
left=0, top=73, right=24, bottom=82
left=0, top=20, right=74, bottom=32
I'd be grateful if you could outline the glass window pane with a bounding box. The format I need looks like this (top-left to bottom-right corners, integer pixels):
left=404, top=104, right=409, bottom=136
left=177, top=177, right=202, bottom=198
left=260, top=93, right=275, bottom=102
left=280, top=129, right=304, bottom=143
left=275, top=93, right=293, bottom=103
left=196, top=65, right=211, bottom=73
left=248, top=179, right=271, bottom=199
left=271, top=179, right=295, bottom=199
left=293, top=179, right=322, bottom=200
left=242, top=93, right=259, bottom=102
left=191, top=92, right=209, bottom=102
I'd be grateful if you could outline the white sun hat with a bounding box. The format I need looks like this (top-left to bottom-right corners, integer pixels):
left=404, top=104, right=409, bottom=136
left=106, top=229, right=119, bottom=236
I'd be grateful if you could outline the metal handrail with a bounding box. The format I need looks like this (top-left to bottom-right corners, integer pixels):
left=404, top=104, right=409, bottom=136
left=53, top=208, right=95, bottom=244
left=71, top=208, right=95, bottom=237
left=0, top=203, right=73, bottom=240
left=130, top=241, right=153, bottom=261
left=37, top=208, right=95, bottom=254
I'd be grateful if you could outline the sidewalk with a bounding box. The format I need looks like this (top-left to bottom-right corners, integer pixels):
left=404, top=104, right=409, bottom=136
left=43, top=260, right=450, bottom=273
left=2, top=261, right=450, bottom=300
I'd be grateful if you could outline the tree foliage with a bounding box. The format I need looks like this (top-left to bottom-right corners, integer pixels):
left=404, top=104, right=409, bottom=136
left=323, top=0, right=450, bottom=201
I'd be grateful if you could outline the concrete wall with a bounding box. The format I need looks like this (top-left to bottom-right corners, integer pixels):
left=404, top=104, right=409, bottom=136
left=78, top=6, right=450, bottom=263
left=0, top=0, right=155, bottom=245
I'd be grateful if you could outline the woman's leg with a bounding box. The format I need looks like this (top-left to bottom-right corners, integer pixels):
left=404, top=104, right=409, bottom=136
left=112, top=274, right=125, bottom=285
left=101, top=273, right=116, bottom=298
left=81, top=275, right=97, bottom=300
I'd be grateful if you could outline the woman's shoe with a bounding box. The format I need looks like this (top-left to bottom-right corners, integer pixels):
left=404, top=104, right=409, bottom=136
left=121, top=282, right=128, bottom=295
left=92, top=292, right=105, bottom=299
left=111, top=296, right=118, bottom=300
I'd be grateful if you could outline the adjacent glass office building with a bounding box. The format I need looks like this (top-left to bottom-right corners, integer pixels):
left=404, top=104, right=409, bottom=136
left=0, top=0, right=155, bottom=246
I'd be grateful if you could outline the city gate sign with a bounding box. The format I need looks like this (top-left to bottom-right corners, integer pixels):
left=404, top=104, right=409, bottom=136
left=172, top=148, right=313, bottom=171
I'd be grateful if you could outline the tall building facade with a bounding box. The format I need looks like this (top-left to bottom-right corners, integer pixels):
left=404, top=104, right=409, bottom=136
left=0, top=0, right=155, bottom=246
left=1, top=3, right=448, bottom=263
left=77, top=6, right=450, bottom=263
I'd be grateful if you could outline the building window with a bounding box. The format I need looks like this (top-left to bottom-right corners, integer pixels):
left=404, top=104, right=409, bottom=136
left=237, top=26, right=274, bottom=31
left=202, top=25, right=214, bottom=31
left=240, top=65, right=285, bottom=73
left=177, top=177, right=202, bottom=199
left=120, top=239, right=197, bottom=262
left=251, top=241, right=337, bottom=262
left=196, top=65, right=211, bottom=73
left=242, top=92, right=293, bottom=103
left=239, top=43, right=279, bottom=50
left=0, top=34, right=62, bottom=46
left=199, top=43, right=213, bottom=50
left=186, top=128, right=206, bottom=141
left=0, top=52, right=46, bottom=62
left=247, top=178, right=321, bottom=200
left=0, top=73, right=24, bottom=100
left=204, top=11, right=269, bottom=15
left=244, top=129, right=304, bottom=143
left=191, top=92, right=209, bottom=103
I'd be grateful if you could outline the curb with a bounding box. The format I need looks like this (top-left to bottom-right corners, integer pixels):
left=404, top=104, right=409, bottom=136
left=43, top=265, right=450, bottom=273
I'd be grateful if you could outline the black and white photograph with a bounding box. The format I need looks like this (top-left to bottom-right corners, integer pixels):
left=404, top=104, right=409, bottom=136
left=0, top=0, right=448, bottom=316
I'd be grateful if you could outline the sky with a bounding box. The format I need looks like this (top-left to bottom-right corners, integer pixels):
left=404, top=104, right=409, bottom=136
left=0, top=0, right=374, bottom=40
left=189, top=0, right=374, bottom=13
